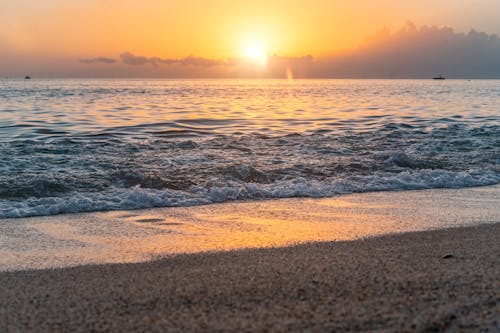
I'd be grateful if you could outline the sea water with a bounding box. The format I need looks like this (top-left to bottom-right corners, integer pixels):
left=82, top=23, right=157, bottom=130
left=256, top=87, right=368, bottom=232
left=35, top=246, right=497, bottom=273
left=0, top=79, right=498, bottom=218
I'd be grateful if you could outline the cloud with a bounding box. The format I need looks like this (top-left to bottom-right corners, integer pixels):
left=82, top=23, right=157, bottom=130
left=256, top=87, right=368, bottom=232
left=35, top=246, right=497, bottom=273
left=120, top=52, right=227, bottom=67
left=120, top=52, right=152, bottom=66
left=79, top=57, right=116, bottom=64
left=115, top=52, right=317, bottom=78
left=68, top=24, right=500, bottom=78
left=176, top=56, right=226, bottom=67
left=312, top=22, right=500, bottom=78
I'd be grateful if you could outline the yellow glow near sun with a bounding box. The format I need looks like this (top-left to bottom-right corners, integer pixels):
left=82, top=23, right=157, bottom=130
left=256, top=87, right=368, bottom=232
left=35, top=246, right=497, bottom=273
left=242, top=41, right=268, bottom=66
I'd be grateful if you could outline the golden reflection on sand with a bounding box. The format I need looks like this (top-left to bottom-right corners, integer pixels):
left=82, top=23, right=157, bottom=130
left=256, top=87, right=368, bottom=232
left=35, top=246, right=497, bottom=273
left=0, top=186, right=498, bottom=271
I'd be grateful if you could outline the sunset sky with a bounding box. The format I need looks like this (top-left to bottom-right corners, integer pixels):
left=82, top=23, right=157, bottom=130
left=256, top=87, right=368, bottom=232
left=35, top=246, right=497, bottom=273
left=1, top=0, right=500, bottom=77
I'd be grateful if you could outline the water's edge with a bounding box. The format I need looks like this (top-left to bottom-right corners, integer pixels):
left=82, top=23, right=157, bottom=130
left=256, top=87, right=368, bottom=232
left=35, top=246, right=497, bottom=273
left=1, top=185, right=498, bottom=271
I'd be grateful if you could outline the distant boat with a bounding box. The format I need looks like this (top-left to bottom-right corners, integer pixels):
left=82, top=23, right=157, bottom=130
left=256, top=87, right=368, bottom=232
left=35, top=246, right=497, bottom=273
left=433, top=75, right=445, bottom=80
left=24, top=76, right=31, bottom=80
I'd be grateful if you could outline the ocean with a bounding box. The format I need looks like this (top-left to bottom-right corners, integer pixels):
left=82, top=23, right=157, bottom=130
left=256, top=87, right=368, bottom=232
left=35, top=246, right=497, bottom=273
left=0, top=79, right=499, bottom=218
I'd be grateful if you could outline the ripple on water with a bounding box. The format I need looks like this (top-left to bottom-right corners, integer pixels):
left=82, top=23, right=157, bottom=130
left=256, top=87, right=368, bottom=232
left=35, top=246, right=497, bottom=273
left=0, top=79, right=498, bottom=217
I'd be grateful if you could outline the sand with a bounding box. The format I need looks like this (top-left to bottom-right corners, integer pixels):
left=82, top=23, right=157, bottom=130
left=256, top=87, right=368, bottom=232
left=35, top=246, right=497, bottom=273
left=1, top=223, right=498, bottom=332
left=2, top=186, right=499, bottom=271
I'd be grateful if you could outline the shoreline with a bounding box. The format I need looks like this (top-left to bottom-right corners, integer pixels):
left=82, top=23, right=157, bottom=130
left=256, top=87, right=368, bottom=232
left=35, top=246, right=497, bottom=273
left=1, top=223, right=498, bottom=331
left=1, top=185, right=499, bottom=271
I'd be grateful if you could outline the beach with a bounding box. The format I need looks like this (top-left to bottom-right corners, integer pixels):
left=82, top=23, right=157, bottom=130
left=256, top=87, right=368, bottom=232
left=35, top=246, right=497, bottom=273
left=1, top=223, right=498, bottom=332
left=0, top=79, right=498, bottom=331
left=0, top=186, right=499, bottom=332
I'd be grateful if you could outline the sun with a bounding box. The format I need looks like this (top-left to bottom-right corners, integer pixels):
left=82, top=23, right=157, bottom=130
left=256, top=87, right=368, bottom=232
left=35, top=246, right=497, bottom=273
left=242, top=41, right=268, bottom=66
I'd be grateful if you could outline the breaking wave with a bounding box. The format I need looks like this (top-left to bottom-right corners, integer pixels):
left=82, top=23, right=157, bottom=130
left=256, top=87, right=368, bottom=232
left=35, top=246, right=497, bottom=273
left=1, top=168, right=498, bottom=218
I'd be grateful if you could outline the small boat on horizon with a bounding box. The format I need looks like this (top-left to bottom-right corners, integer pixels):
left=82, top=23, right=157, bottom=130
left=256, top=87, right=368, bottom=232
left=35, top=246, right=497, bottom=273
left=433, top=75, right=445, bottom=80
left=24, top=76, right=31, bottom=80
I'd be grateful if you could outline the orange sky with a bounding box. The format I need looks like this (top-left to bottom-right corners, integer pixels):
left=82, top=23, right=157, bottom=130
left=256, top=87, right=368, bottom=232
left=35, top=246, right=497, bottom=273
left=2, top=0, right=499, bottom=57
left=1, top=0, right=500, bottom=77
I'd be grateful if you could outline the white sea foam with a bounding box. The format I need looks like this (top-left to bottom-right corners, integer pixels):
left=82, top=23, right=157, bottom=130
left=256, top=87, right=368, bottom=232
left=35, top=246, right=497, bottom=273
left=1, top=169, right=498, bottom=218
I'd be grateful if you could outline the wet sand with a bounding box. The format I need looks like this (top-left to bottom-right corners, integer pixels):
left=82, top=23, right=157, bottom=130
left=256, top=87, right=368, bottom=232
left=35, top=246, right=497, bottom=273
left=1, top=223, right=499, bottom=332
left=1, top=186, right=499, bottom=271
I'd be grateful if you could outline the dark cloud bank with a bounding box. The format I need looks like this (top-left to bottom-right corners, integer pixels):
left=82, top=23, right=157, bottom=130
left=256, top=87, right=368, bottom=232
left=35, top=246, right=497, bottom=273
left=81, top=23, right=500, bottom=78
left=314, top=22, right=500, bottom=78
left=120, top=52, right=226, bottom=67
left=79, top=57, right=117, bottom=64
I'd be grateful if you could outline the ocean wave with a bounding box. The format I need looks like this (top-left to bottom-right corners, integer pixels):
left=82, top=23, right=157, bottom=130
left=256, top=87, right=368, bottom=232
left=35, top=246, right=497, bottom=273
left=1, top=169, right=498, bottom=218
left=1, top=79, right=499, bottom=218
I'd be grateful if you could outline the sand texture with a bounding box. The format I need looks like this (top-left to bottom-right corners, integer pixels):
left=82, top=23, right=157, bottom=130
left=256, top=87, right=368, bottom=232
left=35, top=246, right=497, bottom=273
left=1, top=223, right=499, bottom=332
